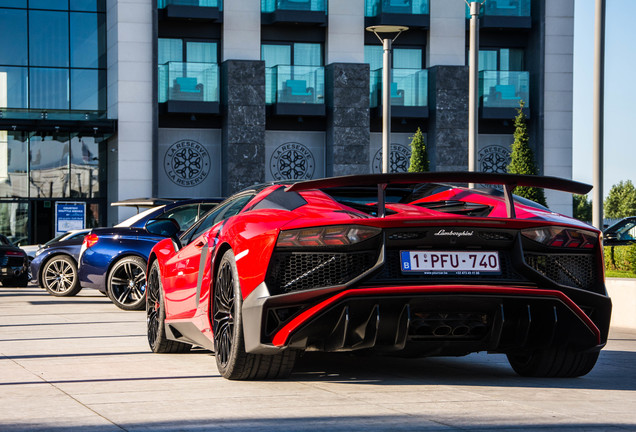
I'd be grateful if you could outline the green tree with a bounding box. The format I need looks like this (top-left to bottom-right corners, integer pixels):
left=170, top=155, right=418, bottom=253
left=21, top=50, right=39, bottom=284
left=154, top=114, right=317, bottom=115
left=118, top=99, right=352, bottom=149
left=573, top=194, right=592, bottom=222
left=408, top=127, right=429, bottom=173
left=605, top=180, right=636, bottom=219
left=506, top=100, right=547, bottom=206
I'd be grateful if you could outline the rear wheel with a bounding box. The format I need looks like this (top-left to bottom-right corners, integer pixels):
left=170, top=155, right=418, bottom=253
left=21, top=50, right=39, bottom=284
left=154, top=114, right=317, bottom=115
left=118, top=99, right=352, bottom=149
left=507, top=347, right=600, bottom=378
left=107, top=256, right=147, bottom=311
left=146, top=260, right=191, bottom=353
left=213, top=249, right=296, bottom=380
left=41, top=255, right=81, bottom=297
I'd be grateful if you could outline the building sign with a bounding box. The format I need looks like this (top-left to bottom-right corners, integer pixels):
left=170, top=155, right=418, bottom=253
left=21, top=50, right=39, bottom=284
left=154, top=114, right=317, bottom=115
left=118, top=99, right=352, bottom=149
left=265, top=131, right=325, bottom=182
left=479, top=145, right=511, bottom=174
left=372, top=143, right=411, bottom=173
left=158, top=129, right=221, bottom=198
left=269, top=142, right=316, bottom=180
left=164, top=139, right=211, bottom=187
left=55, top=202, right=85, bottom=235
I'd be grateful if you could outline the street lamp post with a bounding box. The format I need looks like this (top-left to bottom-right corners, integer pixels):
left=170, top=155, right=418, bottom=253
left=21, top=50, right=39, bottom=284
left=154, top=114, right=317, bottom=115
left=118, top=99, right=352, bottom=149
left=467, top=1, right=484, bottom=187
left=366, top=25, right=408, bottom=173
left=593, top=0, right=605, bottom=230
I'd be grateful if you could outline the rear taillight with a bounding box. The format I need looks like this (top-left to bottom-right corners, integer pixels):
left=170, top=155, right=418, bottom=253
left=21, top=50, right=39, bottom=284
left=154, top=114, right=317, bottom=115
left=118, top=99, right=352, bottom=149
left=277, top=225, right=381, bottom=248
left=6, top=250, right=25, bottom=256
left=522, top=227, right=597, bottom=249
left=83, top=233, right=99, bottom=248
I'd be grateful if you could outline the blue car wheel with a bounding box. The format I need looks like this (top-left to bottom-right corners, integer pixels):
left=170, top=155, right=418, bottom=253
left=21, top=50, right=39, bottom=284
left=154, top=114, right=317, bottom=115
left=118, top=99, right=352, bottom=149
left=107, top=256, right=147, bottom=311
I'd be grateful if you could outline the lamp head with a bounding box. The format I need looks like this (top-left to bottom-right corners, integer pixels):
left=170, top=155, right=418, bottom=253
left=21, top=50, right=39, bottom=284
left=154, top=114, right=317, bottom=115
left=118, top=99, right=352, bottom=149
left=366, top=25, right=409, bottom=43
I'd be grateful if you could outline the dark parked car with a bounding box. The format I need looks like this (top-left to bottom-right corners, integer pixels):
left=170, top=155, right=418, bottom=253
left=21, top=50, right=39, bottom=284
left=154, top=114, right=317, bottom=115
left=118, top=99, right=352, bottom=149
left=0, top=234, right=30, bottom=287
left=79, top=199, right=221, bottom=310
left=145, top=172, right=611, bottom=380
left=603, top=217, right=636, bottom=246
left=30, top=229, right=91, bottom=297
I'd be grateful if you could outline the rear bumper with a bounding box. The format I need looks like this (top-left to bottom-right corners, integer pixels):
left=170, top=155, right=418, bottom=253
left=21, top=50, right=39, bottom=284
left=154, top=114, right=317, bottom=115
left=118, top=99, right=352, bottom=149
left=242, top=283, right=611, bottom=356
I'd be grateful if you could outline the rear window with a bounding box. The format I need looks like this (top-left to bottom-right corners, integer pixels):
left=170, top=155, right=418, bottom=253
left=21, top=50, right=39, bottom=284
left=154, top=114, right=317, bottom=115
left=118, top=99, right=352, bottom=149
left=115, top=206, right=165, bottom=228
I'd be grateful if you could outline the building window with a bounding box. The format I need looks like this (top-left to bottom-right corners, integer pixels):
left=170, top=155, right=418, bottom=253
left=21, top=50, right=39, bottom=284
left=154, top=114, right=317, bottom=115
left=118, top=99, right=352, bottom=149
left=478, top=48, right=524, bottom=71
left=365, top=45, right=427, bottom=108
left=29, top=11, right=70, bottom=67
left=0, top=131, right=27, bottom=199
left=262, top=42, right=324, bottom=104
left=0, top=9, right=28, bottom=66
left=477, top=48, right=529, bottom=108
left=0, top=3, right=107, bottom=114
left=158, top=38, right=219, bottom=103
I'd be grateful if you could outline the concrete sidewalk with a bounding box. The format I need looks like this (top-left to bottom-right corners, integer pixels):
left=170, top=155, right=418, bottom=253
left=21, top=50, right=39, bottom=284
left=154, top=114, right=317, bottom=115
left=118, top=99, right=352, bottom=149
left=1, top=286, right=636, bottom=431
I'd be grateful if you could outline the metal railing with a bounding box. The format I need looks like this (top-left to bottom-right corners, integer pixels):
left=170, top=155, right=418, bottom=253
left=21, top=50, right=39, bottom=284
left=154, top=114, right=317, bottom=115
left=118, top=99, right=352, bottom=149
left=369, top=68, right=428, bottom=108
left=158, top=62, right=219, bottom=103
left=265, top=65, right=325, bottom=104
left=479, top=70, right=529, bottom=108
left=261, top=0, right=325, bottom=13
left=465, top=0, right=530, bottom=18
left=365, top=0, right=429, bottom=17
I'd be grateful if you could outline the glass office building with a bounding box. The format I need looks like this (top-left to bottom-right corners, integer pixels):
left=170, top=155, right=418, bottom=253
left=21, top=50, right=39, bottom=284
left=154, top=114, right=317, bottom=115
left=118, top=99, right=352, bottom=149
left=0, top=0, right=575, bottom=242
left=0, top=0, right=112, bottom=244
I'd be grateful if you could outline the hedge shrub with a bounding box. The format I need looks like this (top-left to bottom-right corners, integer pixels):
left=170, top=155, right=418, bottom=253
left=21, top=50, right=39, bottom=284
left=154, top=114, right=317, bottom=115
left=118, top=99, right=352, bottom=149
left=604, top=245, right=636, bottom=274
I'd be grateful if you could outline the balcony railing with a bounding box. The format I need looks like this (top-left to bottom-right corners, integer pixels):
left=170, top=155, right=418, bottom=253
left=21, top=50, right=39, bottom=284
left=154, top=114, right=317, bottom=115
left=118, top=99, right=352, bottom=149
left=465, top=0, right=530, bottom=18
left=262, top=0, right=325, bottom=13
left=158, top=62, right=219, bottom=103
left=479, top=70, right=529, bottom=108
left=370, top=68, right=428, bottom=108
left=365, top=0, right=429, bottom=16
left=266, top=65, right=325, bottom=105
left=158, top=0, right=222, bottom=8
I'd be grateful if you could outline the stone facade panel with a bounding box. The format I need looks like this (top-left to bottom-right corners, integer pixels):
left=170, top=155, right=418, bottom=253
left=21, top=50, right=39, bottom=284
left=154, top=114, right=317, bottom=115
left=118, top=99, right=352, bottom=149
left=326, top=63, right=370, bottom=177
left=222, top=60, right=266, bottom=195
left=332, top=144, right=368, bottom=165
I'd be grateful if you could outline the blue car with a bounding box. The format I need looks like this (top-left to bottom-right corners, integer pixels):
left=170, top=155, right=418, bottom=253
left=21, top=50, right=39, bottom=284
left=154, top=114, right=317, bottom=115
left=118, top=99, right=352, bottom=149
left=78, top=199, right=221, bottom=310
left=31, top=229, right=91, bottom=296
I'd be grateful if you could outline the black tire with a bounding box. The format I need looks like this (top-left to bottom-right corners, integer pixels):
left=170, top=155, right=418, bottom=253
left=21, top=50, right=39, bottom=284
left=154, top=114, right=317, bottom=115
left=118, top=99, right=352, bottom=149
left=3, top=272, right=29, bottom=287
left=507, top=347, right=600, bottom=378
left=146, top=261, right=191, bottom=353
left=213, top=249, right=296, bottom=380
left=107, top=256, right=147, bottom=311
left=14, top=272, right=29, bottom=287
left=41, top=255, right=81, bottom=297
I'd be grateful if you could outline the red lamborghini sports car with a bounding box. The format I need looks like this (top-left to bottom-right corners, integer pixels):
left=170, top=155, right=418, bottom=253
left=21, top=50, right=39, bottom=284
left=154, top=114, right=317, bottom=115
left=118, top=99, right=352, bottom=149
left=145, top=172, right=611, bottom=380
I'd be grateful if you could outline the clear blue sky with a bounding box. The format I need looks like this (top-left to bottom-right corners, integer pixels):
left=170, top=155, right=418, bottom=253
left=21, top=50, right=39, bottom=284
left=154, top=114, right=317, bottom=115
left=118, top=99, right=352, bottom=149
left=573, top=0, right=636, bottom=198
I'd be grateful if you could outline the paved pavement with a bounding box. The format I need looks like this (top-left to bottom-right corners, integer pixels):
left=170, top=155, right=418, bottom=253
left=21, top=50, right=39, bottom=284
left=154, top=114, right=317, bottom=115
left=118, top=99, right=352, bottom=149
left=1, top=285, right=635, bottom=432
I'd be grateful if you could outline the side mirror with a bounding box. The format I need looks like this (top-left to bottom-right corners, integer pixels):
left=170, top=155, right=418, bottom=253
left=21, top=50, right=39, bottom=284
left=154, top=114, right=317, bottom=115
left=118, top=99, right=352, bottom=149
left=146, top=218, right=181, bottom=239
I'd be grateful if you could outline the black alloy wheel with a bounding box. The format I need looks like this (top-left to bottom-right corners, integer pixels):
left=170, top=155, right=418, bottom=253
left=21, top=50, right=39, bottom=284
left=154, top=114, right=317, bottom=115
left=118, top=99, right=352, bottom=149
left=213, top=249, right=296, bottom=380
left=107, top=256, right=147, bottom=311
left=213, top=253, right=235, bottom=370
left=146, top=260, right=191, bottom=353
left=41, top=255, right=81, bottom=296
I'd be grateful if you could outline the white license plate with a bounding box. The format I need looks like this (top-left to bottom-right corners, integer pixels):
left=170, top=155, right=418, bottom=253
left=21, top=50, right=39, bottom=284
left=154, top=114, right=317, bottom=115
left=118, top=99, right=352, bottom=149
left=400, top=251, right=500, bottom=274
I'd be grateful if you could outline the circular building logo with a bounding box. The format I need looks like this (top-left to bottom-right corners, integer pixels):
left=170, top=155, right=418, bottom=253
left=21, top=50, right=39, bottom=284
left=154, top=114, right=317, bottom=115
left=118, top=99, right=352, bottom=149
left=270, top=142, right=315, bottom=180
left=479, top=145, right=510, bottom=173
left=372, top=144, right=411, bottom=173
left=164, top=139, right=211, bottom=187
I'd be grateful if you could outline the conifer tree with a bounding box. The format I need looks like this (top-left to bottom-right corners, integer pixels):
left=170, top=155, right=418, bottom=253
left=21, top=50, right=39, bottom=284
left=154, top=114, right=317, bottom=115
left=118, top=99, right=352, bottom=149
left=507, top=100, right=547, bottom=206
left=408, top=127, right=429, bottom=173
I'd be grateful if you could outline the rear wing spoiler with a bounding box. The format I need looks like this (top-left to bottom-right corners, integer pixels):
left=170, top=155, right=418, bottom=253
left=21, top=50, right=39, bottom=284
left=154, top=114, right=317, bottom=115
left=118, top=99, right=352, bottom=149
left=286, top=172, right=592, bottom=219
